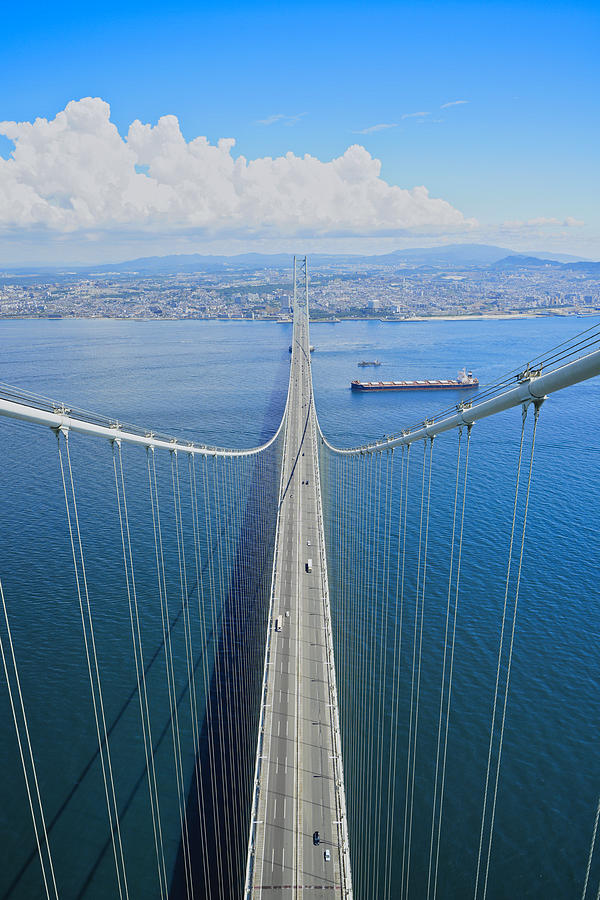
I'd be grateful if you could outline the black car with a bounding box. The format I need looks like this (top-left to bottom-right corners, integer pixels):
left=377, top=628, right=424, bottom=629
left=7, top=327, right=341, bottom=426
left=313, top=831, right=320, bottom=846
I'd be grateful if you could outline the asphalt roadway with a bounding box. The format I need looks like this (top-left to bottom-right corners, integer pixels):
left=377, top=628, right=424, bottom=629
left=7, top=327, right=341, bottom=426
left=247, top=311, right=350, bottom=897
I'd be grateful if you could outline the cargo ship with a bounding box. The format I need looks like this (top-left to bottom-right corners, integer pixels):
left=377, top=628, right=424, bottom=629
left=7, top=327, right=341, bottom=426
left=358, top=360, right=382, bottom=367
left=351, top=368, right=478, bottom=392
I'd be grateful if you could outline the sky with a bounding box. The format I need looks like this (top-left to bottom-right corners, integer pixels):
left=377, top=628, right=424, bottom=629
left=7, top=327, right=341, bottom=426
left=0, top=0, right=598, bottom=264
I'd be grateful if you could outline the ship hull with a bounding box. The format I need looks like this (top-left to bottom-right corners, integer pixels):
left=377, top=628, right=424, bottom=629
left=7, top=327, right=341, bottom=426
left=351, top=380, right=478, bottom=391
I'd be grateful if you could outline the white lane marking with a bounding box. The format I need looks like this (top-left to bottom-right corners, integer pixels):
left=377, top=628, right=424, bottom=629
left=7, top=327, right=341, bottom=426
left=278, top=720, right=281, bottom=736
left=271, top=847, right=275, bottom=872
left=286, top=720, right=289, bottom=736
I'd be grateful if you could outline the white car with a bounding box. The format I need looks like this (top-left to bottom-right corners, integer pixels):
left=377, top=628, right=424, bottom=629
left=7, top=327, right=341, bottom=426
left=324, top=849, right=331, bottom=862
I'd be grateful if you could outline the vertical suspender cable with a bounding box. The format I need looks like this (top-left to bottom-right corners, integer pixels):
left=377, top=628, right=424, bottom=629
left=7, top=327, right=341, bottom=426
left=357, top=451, right=374, bottom=889
left=384, top=443, right=409, bottom=900
left=185, top=452, right=213, bottom=900
left=365, top=449, right=382, bottom=894
left=372, top=449, right=393, bottom=900
left=433, top=426, right=472, bottom=900
left=474, top=408, right=528, bottom=899
left=346, top=451, right=358, bottom=873
left=0, top=578, right=60, bottom=900
left=481, top=403, right=542, bottom=900
left=350, top=451, right=363, bottom=889
left=209, top=454, right=229, bottom=889
left=342, top=450, right=352, bottom=827
left=112, top=442, right=168, bottom=900
left=350, top=453, right=362, bottom=888
left=405, top=436, right=434, bottom=898
left=237, top=450, right=253, bottom=886
left=344, top=453, right=354, bottom=875
left=146, top=448, right=194, bottom=900
left=401, top=439, right=428, bottom=900
left=173, top=449, right=213, bottom=897
left=57, top=430, right=129, bottom=900
left=223, top=452, right=243, bottom=888
left=348, top=452, right=358, bottom=876
left=427, top=428, right=463, bottom=900
left=582, top=794, right=600, bottom=900
left=229, top=452, right=244, bottom=882
left=213, top=454, right=235, bottom=885
left=201, top=453, right=225, bottom=900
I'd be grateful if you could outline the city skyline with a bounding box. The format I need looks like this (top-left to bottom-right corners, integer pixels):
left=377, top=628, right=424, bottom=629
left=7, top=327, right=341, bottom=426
left=1, top=0, right=598, bottom=264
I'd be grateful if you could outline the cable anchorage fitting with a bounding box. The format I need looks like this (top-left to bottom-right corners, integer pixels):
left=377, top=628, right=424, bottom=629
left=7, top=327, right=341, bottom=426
left=517, top=364, right=543, bottom=383
left=52, top=422, right=70, bottom=441
left=422, top=417, right=435, bottom=440
left=457, top=400, right=474, bottom=429
left=109, top=422, right=122, bottom=447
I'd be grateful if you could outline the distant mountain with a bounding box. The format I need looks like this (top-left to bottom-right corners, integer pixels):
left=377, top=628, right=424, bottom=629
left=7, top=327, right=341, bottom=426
left=371, top=246, right=589, bottom=266
left=95, top=244, right=588, bottom=273
left=522, top=250, right=587, bottom=263
left=87, top=252, right=296, bottom=274
left=491, top=255, right=564, bottom=270
left=368, top=244, right=519, bottom=266
left=492, top=255, right=600, bottom=273
left=1, top=244, right=593, bottom=276
left=564, top=261, right=600, bottom=273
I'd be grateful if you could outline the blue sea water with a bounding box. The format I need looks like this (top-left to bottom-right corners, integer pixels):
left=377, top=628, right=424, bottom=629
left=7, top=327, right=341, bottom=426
left=0, top=316, right=599, bottom=898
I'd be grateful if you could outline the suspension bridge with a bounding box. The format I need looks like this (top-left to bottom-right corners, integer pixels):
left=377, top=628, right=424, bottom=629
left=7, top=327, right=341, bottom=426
left=1, top=257, right=600, bottom=899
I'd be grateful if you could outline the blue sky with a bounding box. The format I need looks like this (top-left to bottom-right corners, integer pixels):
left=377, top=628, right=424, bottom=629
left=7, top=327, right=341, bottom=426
left=1, top=0, right=598, bottom=262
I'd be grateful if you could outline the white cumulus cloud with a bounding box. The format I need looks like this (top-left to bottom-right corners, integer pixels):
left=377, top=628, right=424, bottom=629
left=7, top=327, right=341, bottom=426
left=0, top=97, right=475, bottom=237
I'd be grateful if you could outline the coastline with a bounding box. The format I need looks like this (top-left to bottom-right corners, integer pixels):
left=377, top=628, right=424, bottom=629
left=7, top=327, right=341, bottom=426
left=0, top=311, right=595, bottom=323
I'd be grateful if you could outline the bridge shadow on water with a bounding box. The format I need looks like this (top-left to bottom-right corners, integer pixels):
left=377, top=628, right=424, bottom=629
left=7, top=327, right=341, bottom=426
left=169, top=361, right=287, bottom=898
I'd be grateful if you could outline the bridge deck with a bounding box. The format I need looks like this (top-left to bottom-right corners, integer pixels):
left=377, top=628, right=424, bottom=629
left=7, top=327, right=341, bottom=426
left=246, top=302, right=351, bottom=897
